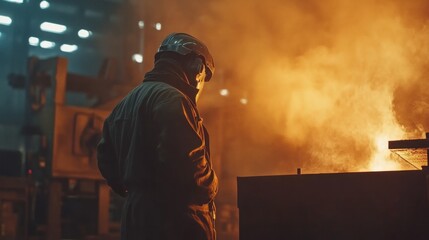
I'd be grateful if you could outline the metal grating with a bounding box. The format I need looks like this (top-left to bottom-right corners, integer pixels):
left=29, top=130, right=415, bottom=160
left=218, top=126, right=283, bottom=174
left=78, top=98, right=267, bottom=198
left=391, top=149, right=428, bottom=169
left=388, top=133, right=429, bottom=170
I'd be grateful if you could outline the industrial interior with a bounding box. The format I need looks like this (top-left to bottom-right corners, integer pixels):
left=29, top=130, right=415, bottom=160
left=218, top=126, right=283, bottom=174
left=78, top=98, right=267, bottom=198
left=0, top=0, right=429, bottom=239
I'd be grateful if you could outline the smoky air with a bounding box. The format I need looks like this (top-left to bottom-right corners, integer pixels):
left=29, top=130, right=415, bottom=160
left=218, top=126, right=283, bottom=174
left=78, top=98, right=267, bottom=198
left=130, top=0, right=429, bottom=175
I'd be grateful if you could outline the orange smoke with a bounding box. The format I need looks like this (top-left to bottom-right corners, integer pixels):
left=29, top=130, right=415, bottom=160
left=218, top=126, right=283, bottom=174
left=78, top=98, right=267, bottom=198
left=131, top=0, right=429, bottom=174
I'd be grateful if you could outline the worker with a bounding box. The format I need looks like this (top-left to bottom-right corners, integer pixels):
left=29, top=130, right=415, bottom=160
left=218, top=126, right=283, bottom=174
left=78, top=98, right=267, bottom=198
left=97, top=32, right=218, bottom=240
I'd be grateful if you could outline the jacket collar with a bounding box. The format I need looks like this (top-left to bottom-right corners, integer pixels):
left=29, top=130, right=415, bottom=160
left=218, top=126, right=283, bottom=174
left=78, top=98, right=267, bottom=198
left=144, top=58, right=199, bottom=104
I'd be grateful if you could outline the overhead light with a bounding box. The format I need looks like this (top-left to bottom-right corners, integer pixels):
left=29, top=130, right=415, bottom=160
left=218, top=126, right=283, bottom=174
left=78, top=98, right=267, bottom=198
left=240, top=98, right=248, bottom=105
left=132, top=54, right=143, bottom=63
left=138, top=20, right=144, bottom=29
left=40, top=0, right=50, bottom=9
left=28, top=37, right=39, bottom=46
left=78, top=29, right=92, bottom=38
left=155, top=22, right=162, bottom=31
left=60, top=44, right=78, bottom=52
left=219, top=89, right=229, bottom=96
left=40, top=40, right=55, bottom=49
left=40, top=22, right=67, bottom=34
left=4, top=0, right=23, bottom=3
left=0, top=15, right=12, bottom=26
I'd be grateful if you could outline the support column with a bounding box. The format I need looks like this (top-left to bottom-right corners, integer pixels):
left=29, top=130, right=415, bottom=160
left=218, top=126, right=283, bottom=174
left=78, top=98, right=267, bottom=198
left=46, top=180, right=61, bottom=240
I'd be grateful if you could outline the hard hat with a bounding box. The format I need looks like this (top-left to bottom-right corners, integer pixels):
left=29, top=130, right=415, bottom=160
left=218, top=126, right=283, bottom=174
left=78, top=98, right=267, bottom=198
left=158, top=33, right=215, bottom=81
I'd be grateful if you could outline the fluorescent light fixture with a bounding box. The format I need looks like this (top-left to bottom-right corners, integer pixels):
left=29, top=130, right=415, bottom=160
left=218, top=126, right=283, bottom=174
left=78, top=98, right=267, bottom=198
left=78, top=29, right=92, bottom=38
left=40, top=0, right=50, bottom=9
left=40, top=40, right=55, bottom=49
left=155, top=22, right=162, bottom=31
left=40, top=22, right=67, bottom=34
left=60, top=44, right=78, bottom=52
left=28, top=37, right=39, bottom=46
left=0, top=15, right=12, bottom=26
left=219, top=89, right=229, bottom=96
left=132, top=54, right=143, bottom=63
left=4, top=0, right=24, bottom=3
left=0, top=32, right=2, bottom=38
left=138, top=20, right=144, bottom=29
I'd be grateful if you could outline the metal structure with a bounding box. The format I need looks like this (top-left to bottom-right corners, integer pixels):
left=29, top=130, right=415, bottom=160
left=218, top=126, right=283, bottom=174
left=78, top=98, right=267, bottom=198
left=21, top=56, right=120, bottom=239
left=237, top=134, right=429, bottom=239
left=237, top=170, right=429, bottom=240
left=388, top=133, right=429, bottom=169
left=26, top=56, right=111, bottom=179
left=0, top=176, right=30, bottom=240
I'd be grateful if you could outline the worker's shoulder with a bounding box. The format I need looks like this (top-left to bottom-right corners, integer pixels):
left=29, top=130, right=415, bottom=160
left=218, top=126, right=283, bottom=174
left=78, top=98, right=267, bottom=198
left=110, top=81, right=186, bottom=119
left=141, top=81, right=187, bottom=101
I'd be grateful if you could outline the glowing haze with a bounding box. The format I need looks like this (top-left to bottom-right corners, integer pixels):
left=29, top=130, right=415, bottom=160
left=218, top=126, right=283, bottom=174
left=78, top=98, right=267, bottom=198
left=135, top=0, right=429, bottom=174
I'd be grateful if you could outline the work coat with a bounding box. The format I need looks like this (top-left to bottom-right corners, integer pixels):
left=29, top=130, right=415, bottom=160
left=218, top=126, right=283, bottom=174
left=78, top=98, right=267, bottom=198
left=97, top=58, right=218, bottom=240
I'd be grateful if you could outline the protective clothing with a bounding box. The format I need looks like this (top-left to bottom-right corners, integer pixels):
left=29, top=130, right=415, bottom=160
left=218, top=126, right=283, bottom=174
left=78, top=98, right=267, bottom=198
left=97, top=54, right=218, bottom=240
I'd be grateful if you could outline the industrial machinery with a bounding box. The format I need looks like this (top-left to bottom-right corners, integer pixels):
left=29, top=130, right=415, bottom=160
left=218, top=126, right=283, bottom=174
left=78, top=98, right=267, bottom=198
left=0, top=176, right=29, bottom=240
left=237, top=135, right=429, bottom=240
left=237, top=170, right=429, bottom=240
left=24, top=56, right=116, bottom=180
left=388, top=133, right=429, bottom=170
left=1, top=56, right=128, bottom=240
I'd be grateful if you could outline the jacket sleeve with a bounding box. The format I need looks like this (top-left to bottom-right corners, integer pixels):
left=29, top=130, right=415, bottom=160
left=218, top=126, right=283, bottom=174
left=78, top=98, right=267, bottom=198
left=153, top=96, right=218, bottom=205
left=97, top=120, right=127, bottom=197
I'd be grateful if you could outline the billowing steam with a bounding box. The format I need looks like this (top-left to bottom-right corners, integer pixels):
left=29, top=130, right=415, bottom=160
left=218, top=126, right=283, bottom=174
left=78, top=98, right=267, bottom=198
left=133, top=0, right=429, bottom=175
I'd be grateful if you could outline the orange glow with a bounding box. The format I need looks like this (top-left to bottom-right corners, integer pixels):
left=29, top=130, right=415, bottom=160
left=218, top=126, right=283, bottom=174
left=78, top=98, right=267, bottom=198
left=368, top=133, right=403, bottom=171
left=206, top=0, right=429, bottom=174
left=134, top=0, right=429, bottom=174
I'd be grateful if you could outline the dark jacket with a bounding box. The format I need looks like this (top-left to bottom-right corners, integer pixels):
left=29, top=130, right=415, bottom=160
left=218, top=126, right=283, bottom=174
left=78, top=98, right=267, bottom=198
left=97, top=58, right=218, bottom=240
